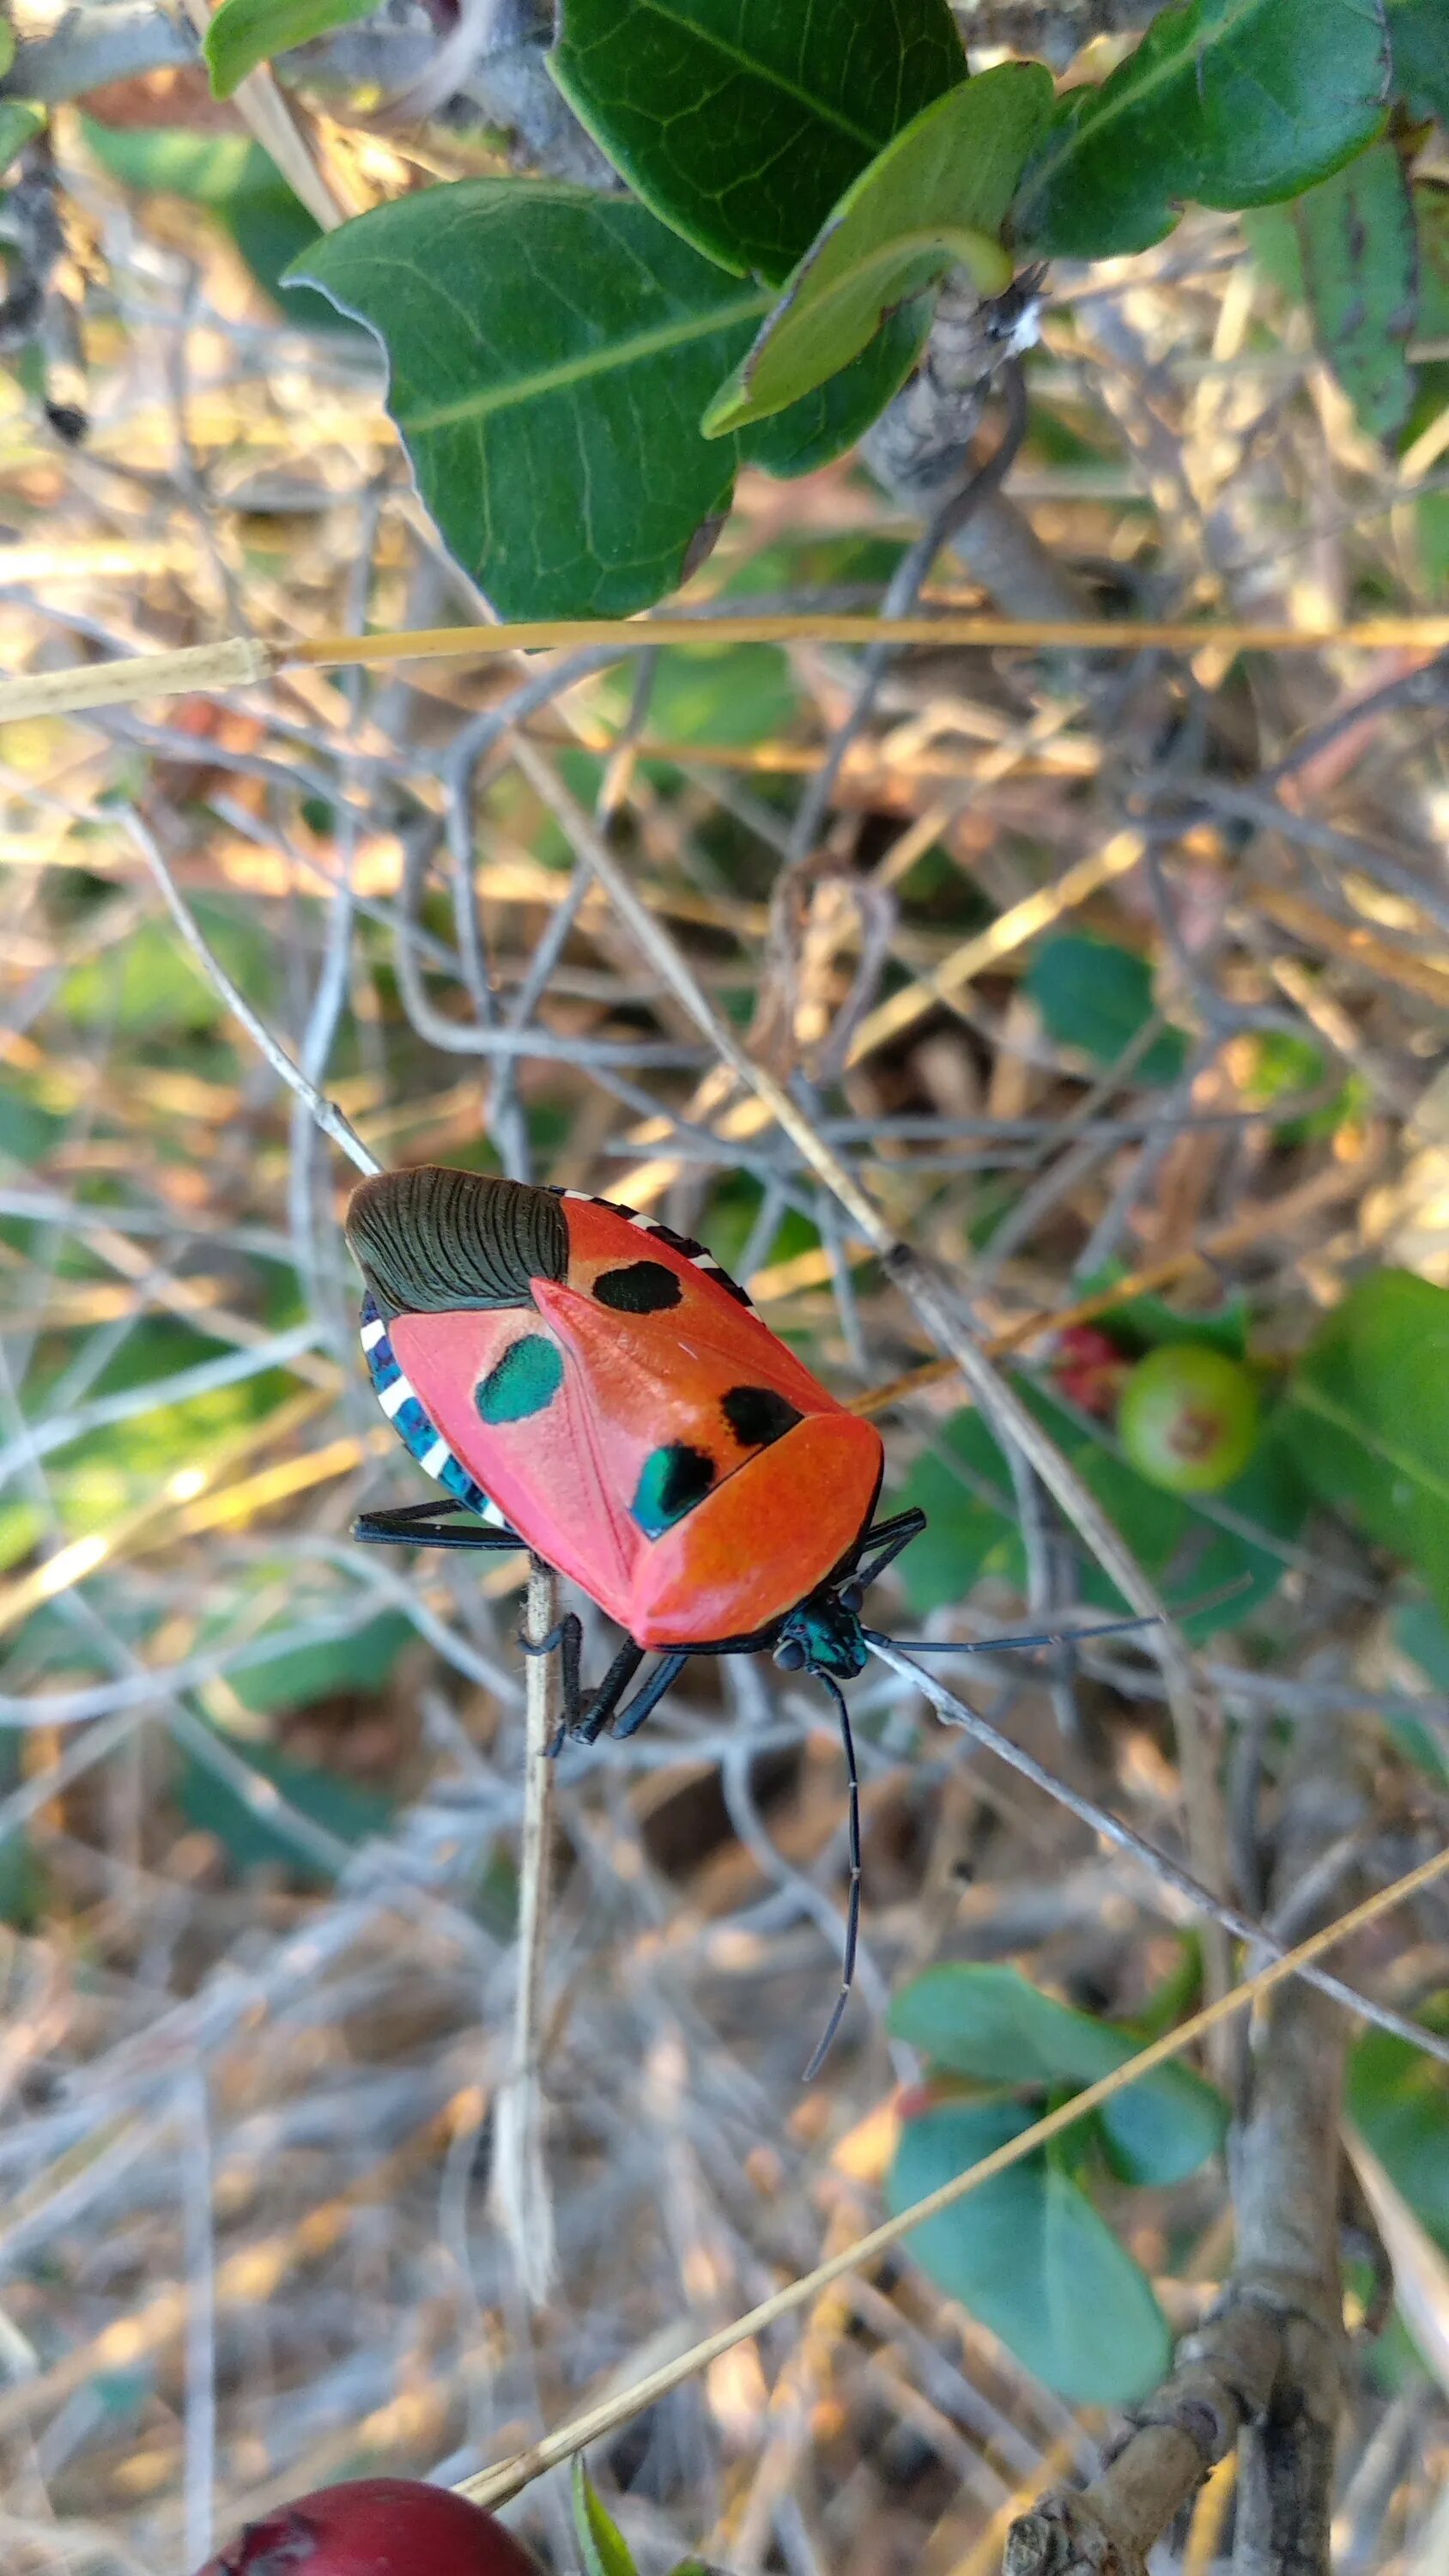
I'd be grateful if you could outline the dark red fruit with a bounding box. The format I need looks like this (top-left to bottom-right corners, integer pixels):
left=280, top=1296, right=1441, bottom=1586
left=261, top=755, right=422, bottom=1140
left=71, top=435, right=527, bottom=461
left=1052, top=1322, right=1130, bottom=1419
left=201, top=2479, right=543, bottom=2576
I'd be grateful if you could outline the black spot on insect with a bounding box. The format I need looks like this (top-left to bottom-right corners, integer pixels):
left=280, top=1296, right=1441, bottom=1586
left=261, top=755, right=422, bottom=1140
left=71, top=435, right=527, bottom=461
left=593, top=1261, right=682, bottom=1314
left=721, top=1386, right=803, bottom=1449
left=632, top=1443, right=716, bottom=1535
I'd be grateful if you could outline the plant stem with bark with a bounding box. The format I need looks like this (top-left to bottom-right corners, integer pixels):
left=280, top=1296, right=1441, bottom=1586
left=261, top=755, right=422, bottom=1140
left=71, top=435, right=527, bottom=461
left=1004, top=1716, right=1360, bottom=2576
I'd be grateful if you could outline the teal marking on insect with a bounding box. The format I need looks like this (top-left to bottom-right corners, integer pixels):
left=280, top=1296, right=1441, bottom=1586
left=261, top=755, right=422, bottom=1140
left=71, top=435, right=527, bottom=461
left=630, top=1442, right=715, bottom=1537
left=476, top=1333, right=565, bottom=1426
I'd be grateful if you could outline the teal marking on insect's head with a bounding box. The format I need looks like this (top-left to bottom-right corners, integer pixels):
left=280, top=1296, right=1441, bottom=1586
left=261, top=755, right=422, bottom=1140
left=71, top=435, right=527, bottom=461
left=631, top=1442, right=715, bottom=1537
left=476, top=1333, right=564, bottom=1425
left=775, top=1583, right=867, bottom=1680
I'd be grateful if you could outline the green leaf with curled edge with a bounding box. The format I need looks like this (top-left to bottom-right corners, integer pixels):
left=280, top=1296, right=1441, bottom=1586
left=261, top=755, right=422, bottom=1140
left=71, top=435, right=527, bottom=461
left=549, top=0, right=966, bottom=285
left=890, top=1963, right=1226, bottom=2186
left=1293, top=139, right=1418, bottom=440
left=203, top=0, right=382, bottom=96
left=888, top=2100, right=1172, bottom=2404
left=289, top=179, right=929, bottom=618
left=703, top=65, right=1049, bottom=437
left=1019, top=0, right=1391, bottom=260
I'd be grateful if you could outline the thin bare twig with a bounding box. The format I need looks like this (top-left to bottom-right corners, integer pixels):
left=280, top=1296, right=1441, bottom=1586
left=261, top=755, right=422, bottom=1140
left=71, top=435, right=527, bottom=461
left=488, top=1557, right=560, bottom=2306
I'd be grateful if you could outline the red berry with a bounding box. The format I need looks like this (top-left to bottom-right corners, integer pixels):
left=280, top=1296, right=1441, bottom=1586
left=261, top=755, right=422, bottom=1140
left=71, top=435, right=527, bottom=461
left=1053, top=1323, right=1129, bottom=1419
left=200, top=2480, right=543, bottom=2576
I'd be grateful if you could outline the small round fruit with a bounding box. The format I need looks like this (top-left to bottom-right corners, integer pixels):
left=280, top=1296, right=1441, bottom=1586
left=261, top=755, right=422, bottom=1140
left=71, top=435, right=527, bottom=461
left=1053, top=1322, right=1130, bottom=1419
left=200, top=2478, right=543, bottom=2576
left=1117, top=1344, right=1259, bottom=1495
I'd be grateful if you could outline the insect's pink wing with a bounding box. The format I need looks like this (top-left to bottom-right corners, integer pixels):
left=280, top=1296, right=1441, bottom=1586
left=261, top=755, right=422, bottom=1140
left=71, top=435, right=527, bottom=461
left=390, top=1308, right=640, bottom=1624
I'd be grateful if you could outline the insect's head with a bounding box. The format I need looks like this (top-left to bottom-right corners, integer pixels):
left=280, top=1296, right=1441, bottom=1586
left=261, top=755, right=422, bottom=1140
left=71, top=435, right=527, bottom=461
left=773, top=1577, right=868, bottom=1682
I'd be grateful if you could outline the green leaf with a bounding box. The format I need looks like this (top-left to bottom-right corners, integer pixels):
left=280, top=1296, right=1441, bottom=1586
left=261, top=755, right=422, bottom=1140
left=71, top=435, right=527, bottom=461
left=889, top=1963, right=1226, bottom=2184
left=572, top=2464, right=640, bottom=2576
left=549, top=0, right=966, bottom=285
left=81, top=122, right=341, bottom=328
left=178, top=1729, right=395, bottom=1877
left=291, top=181, right=761, bottom=617
left=1416, top=174, right=1449, bottom=333
left=226, top=1608, right=414, bottom=1716
left=1076, top=1267, right=1249, bottom=1358
left=289, top=179, right=918, bottom=619
left=1348, top=1995, right=1449, bottom=2247
left=591, top=642, right=797, bottom=747
left=1283, top=1270, right=1449, bottom=1621
left=888, top=2102, right=1172, bottom=2403
left=1383, top=1602, right=1449, bottom=1783
left=204, top=0, right=381, bottom=94
left=702, top=66, right=1048, bottom=434
left=1020, top=0, right=1391, bottom=261
left=892, top=1410, right=1029, bottom=1607
left=737, top=302, right=931, bottom=475
left=0, top=102, right=45, bottom=177
left=1388, top=0, right=1449, bottom=119
left=1293, top=140, right=1417, bottom=440
left=1026, top=933, right=1189, bottom=1086
left=895, top=1387, right=1307, bottom=1637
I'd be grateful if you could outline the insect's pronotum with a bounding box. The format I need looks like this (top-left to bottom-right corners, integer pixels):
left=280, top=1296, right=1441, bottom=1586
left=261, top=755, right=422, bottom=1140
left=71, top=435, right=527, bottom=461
left=348, top=1166, right=1146, bottom=2069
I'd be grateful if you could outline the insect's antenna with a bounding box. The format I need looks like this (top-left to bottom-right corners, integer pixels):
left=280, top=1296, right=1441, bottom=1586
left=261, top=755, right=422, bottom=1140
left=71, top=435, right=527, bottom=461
left=864, top=1610, right=1161, bottom=1658
left=802, top=1674, right=861, bottom=2084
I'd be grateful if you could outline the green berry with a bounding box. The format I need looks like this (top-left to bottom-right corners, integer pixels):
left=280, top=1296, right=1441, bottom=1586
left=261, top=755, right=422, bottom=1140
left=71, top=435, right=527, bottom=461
left=1117, top=1344, right=1259, bottom=1495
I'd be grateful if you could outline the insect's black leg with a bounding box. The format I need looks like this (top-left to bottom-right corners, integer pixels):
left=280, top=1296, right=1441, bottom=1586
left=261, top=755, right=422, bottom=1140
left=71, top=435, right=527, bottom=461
left=519, top=1611, right=583, bottom=1748
left=353, top=1501, right=526, bottom=1551
left=850, top=1506, right=927, bottom=1588
left=572, top=1637, right=647, bottom=1746
left=803, top=1674, right=861, bottom=2082
left=610, top=1649, right=691, bottom=1740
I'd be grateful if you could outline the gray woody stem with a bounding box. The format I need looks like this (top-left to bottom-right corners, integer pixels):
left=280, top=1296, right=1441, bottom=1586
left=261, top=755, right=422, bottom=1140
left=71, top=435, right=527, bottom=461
left=1004, top=1716, right=1360, bottom=2576
left=488, top=1554, right=560, bottom=2304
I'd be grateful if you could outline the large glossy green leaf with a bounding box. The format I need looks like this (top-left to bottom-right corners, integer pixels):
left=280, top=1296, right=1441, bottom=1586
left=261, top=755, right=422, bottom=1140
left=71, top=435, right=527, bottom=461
left=549, top=0, right=966, bottom=284
left=889, top=1963, right=1225, bottom=2185
left=888, top=2102, right=1172, bottom=2403
left=703, top=66, right=1047, bottom=435
left=204, top=0, right=383, bottom=96
left=290, top=180, right=919, bottom=617
left=1026, top=933, right=1188, bottom=1087
left=1388, top=0, right=1449, bottom=119
left=896, top=1385, right=1307, bottom=1638
left=1020, top=0, right=1391, bottom=260
left=1293, top=140, right=1416, bottom=440
left=1282, top=1270, right=1449, bottom=1620
left=293, top=182, right=763, bottom=617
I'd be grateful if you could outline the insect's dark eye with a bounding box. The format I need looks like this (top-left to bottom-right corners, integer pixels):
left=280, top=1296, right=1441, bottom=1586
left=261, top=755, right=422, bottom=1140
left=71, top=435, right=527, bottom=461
left=774, top=1637, right=806, bottom=1671
left=837, top=1582, right=864, bottom=1614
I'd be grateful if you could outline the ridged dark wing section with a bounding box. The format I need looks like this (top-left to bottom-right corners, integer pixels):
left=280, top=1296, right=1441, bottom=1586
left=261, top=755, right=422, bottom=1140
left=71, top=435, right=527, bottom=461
left=346, top=1166, right=567, bottom=1314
